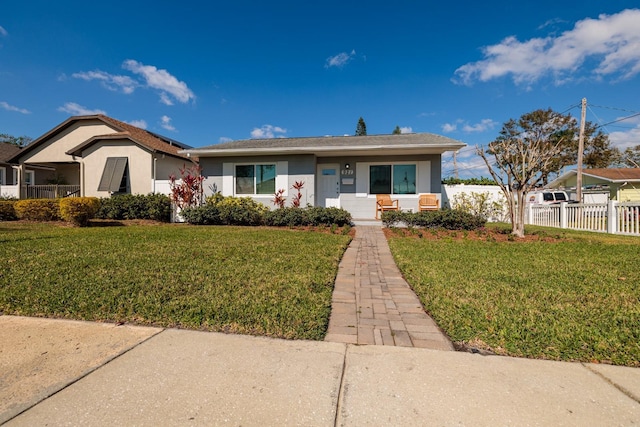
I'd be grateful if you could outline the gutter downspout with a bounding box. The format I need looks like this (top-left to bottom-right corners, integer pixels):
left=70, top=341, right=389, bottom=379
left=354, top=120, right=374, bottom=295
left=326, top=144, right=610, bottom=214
left=153, top=155, right=157, bottom=194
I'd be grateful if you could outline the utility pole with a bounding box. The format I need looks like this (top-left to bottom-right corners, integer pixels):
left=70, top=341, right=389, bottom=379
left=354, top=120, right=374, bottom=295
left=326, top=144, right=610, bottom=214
left=576, top=98, right=586, bottom=203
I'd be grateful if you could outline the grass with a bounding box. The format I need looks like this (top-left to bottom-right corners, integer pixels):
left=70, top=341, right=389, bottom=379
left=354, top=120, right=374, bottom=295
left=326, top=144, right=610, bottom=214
left=0, top=222, right=351, bottom=340
left=387, top=225, right=640, bottom=366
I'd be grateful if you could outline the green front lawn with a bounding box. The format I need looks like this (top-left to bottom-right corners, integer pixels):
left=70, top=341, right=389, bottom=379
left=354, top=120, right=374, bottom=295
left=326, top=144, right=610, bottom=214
left=387, top=226, right=640, bottom=366
left=0, top=223, right=351, bottom=340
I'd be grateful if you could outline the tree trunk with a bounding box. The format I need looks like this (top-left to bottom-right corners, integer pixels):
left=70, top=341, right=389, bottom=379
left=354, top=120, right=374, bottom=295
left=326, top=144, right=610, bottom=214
left=512, top=190, right=526, bottom=237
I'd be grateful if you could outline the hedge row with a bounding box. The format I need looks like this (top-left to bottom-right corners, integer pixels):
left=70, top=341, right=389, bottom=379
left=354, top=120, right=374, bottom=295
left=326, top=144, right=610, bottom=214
left=95, top=194, right=171, bottom=222
left=2, top=194, right=172, bottom=225
left=181, top=196, right=352, bottom=227
left=381, top=209, right=486, bottom=230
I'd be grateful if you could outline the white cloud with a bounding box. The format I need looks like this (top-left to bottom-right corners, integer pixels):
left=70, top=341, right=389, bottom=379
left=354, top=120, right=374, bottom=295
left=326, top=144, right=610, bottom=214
left=442, top=119, right=497, bottom=134
left=71, top=60, right=195, bottom=105
left=123, top=59, right=195, bottom=104
left=0, top=26, right=7, bottom=36
left=72, top=70, right=138, bottom=94
left=442, top=123, right=457, bottom=133
left=400, top=127, right=413, bottom=134
left=57, top=102, right=106, bottom=116
left=126, top=119, right=147, bottom=129
left=462, top=119, right=498, bottom=133
left=250, top=124, right=287, bottom=139
left=219, top=137, right=233, bottom=143
left=454, top=9, right=640, bottom=86
left=325, top=50, right=356, bottom=68
left=0, top=101, right=30, bottom=114
left=160, top=115, right=176, bottom=131
left=608, top=117, right=640, bottom=150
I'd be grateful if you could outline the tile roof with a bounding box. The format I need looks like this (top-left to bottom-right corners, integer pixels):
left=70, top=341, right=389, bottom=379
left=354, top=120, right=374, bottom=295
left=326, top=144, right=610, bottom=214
left=0, top=142, right=21, bottom=164
left=9, top=115, right=193, bottom=162
left=67, top=115, right=192, bottom=160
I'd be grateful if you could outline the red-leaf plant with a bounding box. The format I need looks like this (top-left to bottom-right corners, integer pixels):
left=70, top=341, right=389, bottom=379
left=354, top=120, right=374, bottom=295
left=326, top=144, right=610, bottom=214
left=169, top=164, right=204, bottom=209
left=272, top=188, right=286, bottom=209
left=291, top=181, right=304, bottom=208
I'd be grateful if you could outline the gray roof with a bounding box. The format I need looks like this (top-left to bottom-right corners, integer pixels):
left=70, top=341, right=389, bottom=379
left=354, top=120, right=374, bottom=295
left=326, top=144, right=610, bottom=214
left=182, top=133, right=466, bottom=157
left=0, top=142, right=21, bottom=165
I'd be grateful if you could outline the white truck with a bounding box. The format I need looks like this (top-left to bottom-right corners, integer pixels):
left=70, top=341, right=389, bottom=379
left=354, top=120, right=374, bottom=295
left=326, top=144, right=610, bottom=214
left=527, top=190, right=571, bottom=204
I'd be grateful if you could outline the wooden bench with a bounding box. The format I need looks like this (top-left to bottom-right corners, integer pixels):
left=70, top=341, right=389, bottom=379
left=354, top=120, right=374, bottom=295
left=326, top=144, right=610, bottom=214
left=376, top=194, right=399, bottom=219
left=418, top=194, right=439, bottom=211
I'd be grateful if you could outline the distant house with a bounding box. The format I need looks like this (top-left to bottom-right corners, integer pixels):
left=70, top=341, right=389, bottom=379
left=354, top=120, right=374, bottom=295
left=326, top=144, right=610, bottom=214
left=548, top=168, right=640, bottom=202
left=181, top=133, right=465, bottom=219
left=7, top=115, right=195, bottom=199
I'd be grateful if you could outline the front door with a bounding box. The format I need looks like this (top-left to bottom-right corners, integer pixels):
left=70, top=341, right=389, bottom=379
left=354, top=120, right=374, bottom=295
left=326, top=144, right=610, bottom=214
left=317, top=164, right=340, bottom=208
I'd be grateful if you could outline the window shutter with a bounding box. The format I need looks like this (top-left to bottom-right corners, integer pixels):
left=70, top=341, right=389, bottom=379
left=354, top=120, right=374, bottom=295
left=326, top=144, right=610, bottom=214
left=355, top=162, right=367, bottom=197
left=98, top=157, right=128, bottom=192
left=222, top=163, right=233, bottom=196
left=418, top=161, right=430, bottom=193
left=276, top=161, right=288, bottom=196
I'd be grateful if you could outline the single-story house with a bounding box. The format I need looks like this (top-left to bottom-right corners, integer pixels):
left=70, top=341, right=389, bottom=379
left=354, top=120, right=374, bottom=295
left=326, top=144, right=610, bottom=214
left=7, top=115, right=195, bottom=199
left=181, top=133, right=465, bottom=219
left=548, top=168, right=640, bottom=202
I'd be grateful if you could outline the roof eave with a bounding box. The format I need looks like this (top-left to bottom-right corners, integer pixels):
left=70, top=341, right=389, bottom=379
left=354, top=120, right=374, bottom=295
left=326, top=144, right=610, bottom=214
left=181, top=143, right=466, bottom=157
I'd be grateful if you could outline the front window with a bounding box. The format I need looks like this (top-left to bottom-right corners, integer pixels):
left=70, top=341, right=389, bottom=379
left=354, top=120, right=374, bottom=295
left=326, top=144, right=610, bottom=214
left=369, top=164, right=416, bottom=194
left=236, top=164, right=276, bottom=195
left=24, top=170, right=34, bottom=185
left=0, top=168, right=5, bottom=185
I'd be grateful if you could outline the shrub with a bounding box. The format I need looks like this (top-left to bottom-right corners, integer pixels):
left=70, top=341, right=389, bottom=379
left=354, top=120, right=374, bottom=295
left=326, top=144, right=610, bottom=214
left=96, top=194, right=172, bottom=222
left=14, top=199, right=61, bottom=221
left=184, top=195, right=268, bottom=226
left=181, top=204, right=222, bottom=225
left=305, top=206, right=352, bottom=226
left=382, top=209, right=486, bottom=231
left=59, top=197, right=100, bottom=226
left=0, top=200, right=18, bottom=221
left=450, top=191, right=508, bottom=223
left=264, top=207, right=308, bottom=227
left=216, top=197, right=268, bottom=226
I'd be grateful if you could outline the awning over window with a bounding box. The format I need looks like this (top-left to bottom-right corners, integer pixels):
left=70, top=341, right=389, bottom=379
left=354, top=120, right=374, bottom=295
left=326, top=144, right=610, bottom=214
left=98, top=157, right=128, bottom=192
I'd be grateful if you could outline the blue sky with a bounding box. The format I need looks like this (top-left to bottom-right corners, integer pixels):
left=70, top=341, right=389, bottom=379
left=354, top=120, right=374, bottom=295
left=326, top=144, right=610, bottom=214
left=2, top=1, right=640, bottom=178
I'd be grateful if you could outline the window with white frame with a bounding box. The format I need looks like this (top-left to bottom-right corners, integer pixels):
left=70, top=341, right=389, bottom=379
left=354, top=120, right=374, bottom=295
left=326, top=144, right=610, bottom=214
left=24, top=170, right=35, bottom=185
left=235, top=164, right=276, bottom=195
left=369, top=164, right=416, bottom=194
left=0, top=168, right=5, bottom=185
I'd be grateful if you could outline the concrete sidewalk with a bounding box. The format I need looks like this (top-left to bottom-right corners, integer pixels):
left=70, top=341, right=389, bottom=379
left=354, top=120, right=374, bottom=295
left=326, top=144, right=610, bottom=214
left=2, top=316, right=639, bottom=426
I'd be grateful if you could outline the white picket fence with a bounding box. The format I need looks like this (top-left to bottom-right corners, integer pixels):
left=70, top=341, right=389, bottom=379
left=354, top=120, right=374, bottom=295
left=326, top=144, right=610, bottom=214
left=526, top=202, right=640, bottom=236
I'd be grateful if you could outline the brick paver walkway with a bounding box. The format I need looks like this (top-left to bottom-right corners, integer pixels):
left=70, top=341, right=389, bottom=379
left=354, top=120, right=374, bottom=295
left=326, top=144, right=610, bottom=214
left=325, top=226, right=454, bottom=350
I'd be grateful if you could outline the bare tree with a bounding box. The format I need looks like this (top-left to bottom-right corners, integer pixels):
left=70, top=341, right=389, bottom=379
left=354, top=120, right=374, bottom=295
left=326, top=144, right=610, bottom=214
left=477, top=109, right=577, bottom=237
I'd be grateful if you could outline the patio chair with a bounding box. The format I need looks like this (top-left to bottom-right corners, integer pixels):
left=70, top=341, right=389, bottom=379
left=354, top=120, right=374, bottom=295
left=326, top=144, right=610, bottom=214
left=376, top=194, right=399, bottom=219
left=418, top=193, right=439, bottom=211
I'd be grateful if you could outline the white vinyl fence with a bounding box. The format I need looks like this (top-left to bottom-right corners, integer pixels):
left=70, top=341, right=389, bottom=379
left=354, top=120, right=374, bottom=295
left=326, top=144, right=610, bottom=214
left=526, top=201, right=640, bottom=236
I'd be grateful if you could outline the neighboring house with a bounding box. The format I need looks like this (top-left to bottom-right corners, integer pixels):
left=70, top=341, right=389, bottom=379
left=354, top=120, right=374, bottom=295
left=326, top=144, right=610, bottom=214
left=548, top=168, right=640, bottom=202
left=7, top=115, right=195, bottom=199
left=181, top=133, right=465, bottom=219
left=0, top=142, right=22, bottom=198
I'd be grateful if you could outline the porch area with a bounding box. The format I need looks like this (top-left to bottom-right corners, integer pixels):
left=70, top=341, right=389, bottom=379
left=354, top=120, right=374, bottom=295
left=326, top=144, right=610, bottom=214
left=21, top=185, right=81, bottom=199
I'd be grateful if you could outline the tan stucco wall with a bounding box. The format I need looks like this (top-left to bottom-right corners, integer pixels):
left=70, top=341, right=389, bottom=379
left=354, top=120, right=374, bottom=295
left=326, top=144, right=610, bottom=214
left=82, top=141, right=153, bottom=197
left=21, top=121, right=115, bottom=164
left=155, top=156, right=190, bottom=182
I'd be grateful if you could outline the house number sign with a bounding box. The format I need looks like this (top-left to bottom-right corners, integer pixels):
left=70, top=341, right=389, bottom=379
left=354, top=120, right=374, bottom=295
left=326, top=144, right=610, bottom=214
left=341, top=169, right=354, bottom=176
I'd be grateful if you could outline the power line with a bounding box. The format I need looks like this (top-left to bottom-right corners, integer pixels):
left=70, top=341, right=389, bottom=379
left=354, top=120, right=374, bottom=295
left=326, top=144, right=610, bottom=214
left=588, top=104, right=639, bottom=114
